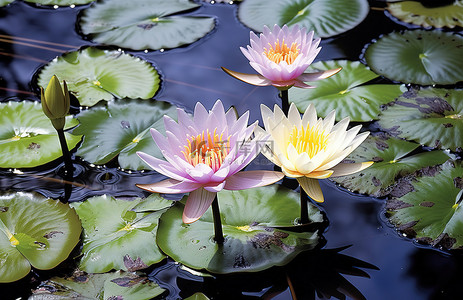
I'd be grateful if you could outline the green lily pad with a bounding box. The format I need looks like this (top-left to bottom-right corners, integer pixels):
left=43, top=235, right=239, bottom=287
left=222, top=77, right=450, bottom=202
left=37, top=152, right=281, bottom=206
left=0, top=191, right=81, bottom=283
left=73, top=99, right=176, bottom=170
left=0, top=0, right=14, bottom=6
left=37, top=47, right=160, bottom=107
left=0, top=101, right=81, bottom=169
left=364, top=30, right=463, bottom=85
left=71, top=194, right=172, bottom=273
left=387, top=1, right=463, bottom=28
left=31, top=270, right=165, bottom=299
left=331, top=134, right=451, bottom=197
left=378, top=88, right=463, bottom=151
left=289, top=60, right=405, bottom=121
left=387, top=161, right=463, bottom=250
left=79, top=0, right=215, bottom=51
left=238, top=0, right=369, bottom=38
left=157, top=185, right=324, bottom=274
left=24, top=0, right=93, bottom=6
left=185, top=293, right=210, bottom=300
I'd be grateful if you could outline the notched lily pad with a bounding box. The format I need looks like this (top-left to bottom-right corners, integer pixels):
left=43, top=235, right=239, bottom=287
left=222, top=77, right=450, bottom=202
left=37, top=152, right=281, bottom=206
left=0, top=101, right=81, bottom=168
left=387, top=0, right=463, bottom=28
left=73, top=99, right=177, bottom=170
left=238, top=0, right=369, bottom=38
left=71, top=194, right=172, bottom=273
left=79, top=0, right=216, bottom=50
left=157, top=185, right=324, bottom=274
left=37, top=47, right=160, bottom=107
left=0, top=191, right=81, bottom=283
left=387, top=161, right=463, bottom=250
left=364, top=30, right=463, bottom=85
left=332, top=134, right=451, bottom=197
left=379, top=87, right=463, bottom=151
left=290, top=60, right=405, bottom=121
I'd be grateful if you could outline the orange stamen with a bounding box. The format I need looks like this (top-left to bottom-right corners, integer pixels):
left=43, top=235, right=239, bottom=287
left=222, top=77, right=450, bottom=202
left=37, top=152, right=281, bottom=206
left=264, top=39, right=300, bottom=65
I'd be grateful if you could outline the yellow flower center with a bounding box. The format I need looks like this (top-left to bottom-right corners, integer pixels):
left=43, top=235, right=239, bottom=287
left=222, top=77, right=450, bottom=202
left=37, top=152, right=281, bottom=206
left=289, top=125, right=329, bottom=158
left=264, top=39, right=300, bottom=65
left=182, top=129, right=230, bottom=171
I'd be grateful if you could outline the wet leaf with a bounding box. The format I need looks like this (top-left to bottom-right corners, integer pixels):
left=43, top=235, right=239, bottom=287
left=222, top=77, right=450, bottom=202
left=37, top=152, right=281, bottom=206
left=71, top=194, right=172, bottom=273
left=0, top=192, right=81, bottom=283
left=290, top=60, right=405, bottom=121
left=332, top=134, right=451, bottom=197
left=238, top=0, right=369, bottom=38
left=80, top=0, right=215, bottom=50
left=37, top=47, right=160, bottom=107
left=387, top=161, right=463, bottom=250
left=378, top=87, right=463, bottom=151
left=0, top=101, right=81, bottom=168
left=24, top=0, right=93, bottom=6
left=73, top=99, right=176, bottom=170
left=364, top=30, right=463, bottom=85
left=157, top=185, right=324, bottom=274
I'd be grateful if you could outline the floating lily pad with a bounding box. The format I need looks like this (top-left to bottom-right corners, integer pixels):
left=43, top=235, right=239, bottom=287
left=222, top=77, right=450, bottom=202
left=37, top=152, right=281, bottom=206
left=157, top=185, right=324, bottom=274
left=0, top=191, right=81, bottom=283
left=238, top=0, right=369, bottom=38
left=71, top=194, right=171, bottom=273
left=364, top=30, right=463, bottom=85
left=332, top=134, right=451, bottom=197
left=0, top=101, right=81, bottom=168
left=0, top=0, right=14, bottom=6
left=24, top=0, right=93, bottom=6
left=379, top=88, right=463, bottom=151
left=80, top=0, right=216, bottom=50
left=290, top=60, right=405, bottom=121
left=387, top=161, right=463, bottom=250
left=387, top=1, right=463, bottom=28
left=37, top=47, right=160, bottom=107
left=73, top=99, right=176, bottom=170
left=185, top=293, right=210, bottom=300
left=31, top=270, right=165, bottom=299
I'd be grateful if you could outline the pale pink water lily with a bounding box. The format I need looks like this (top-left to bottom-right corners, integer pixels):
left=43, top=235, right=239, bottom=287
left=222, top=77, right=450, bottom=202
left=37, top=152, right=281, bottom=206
left=256, top=103, right=373, bottom=202
left=137, top=100, right=284, bottom=224
left=222, top=24, right=341, bottom=90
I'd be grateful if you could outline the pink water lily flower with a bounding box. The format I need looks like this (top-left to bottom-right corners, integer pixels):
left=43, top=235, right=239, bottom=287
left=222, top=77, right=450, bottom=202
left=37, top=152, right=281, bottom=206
left=137, top=100, right=284, bottom=224
left=222, top=24, right=341, bottom=90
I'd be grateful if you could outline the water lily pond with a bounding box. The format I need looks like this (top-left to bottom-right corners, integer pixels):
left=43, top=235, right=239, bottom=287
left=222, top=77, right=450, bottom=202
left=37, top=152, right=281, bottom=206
left=1, top=0, right=463, bottom=299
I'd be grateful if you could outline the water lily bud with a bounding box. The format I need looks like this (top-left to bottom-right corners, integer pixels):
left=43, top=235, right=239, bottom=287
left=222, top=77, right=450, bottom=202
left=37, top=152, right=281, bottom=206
left=41, top=75, right=70, bottom=130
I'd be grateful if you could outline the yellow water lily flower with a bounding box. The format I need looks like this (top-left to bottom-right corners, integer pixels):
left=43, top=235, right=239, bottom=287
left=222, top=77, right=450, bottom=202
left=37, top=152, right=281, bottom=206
left=257, top=103, right=373, bottom=202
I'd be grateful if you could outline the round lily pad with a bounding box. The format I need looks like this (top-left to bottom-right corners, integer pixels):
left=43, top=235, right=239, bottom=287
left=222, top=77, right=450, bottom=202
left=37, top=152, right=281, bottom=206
left=0, top=101, right=81, bottom=169
left=79, top=0, right=216, bottom=51
left=73, top=99, right=177, bottom=170
left=37, top=47, right=160, bottom=107
left=331, top=134, right=451, bottom=197
left=71, top=194, right=172, bottom=273
left=387, top=1, right=463, bottom=29
left=238, top=0, right=369, bottom=38
left=0, top=191, right=81, bottom=283
left=386, top=161, right=463, bottom=250
left=289, top=60, right=405, bottom=121
left=157, top=185, right=324, bottom=274
left=364, top=30, right=463, bottom=85
left=379, top=88, right=463, bottom=151
left=24, top=0, right=93, bottom=6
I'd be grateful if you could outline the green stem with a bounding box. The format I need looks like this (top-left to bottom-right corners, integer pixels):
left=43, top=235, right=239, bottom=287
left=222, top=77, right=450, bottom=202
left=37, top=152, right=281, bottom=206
left=211, top=195, right=224, bottom=245
left=280, top=89, right=289, bottom=116
left=56, top=128, right=74, bottom=177
left=300, top=187, right=309, bottom=224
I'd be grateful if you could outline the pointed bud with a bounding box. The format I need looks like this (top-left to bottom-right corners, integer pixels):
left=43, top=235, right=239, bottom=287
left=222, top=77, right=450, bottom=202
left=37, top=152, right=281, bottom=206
left=41, top=75, right=70, bottom=130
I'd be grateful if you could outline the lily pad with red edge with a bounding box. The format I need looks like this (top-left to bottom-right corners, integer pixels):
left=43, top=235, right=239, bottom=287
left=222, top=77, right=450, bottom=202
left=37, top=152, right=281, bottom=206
left=73, top=99, right=177, bottom=171
left=71, top=194, right=172, bottom=273
left=386, top=161, right=463, bottom=250
left=363, top=30, right=463, bottom=85
left=331, top=134, right=451, bottom=197
left=37, top=47, right=160, bottom=107
left=79, top=0, right=216, bottom=51
left=289, top=60, right=405, bottom=121
left=378, top=87, right=463, bottom=151
left=0, top=191, right=81, bottom=283
left=238, top=0, right=369, bottom=38
left=0, top=101, right=81, bottom=169
left=156, top=185, right=325, bottom=274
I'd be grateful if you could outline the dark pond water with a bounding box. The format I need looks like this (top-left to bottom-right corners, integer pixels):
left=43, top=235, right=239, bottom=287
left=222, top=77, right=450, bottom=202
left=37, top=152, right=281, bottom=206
left=0, top=1, right=461, bottom=299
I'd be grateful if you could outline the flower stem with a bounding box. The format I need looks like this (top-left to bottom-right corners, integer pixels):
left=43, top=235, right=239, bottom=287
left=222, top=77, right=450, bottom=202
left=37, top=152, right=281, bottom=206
left=211, top=195, right=224, bottom=245
left=300, top=187, right=309, bottom=224
left=56, top=128, right=74, bottom=177
left=280, top=89, right=289, bottom=116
